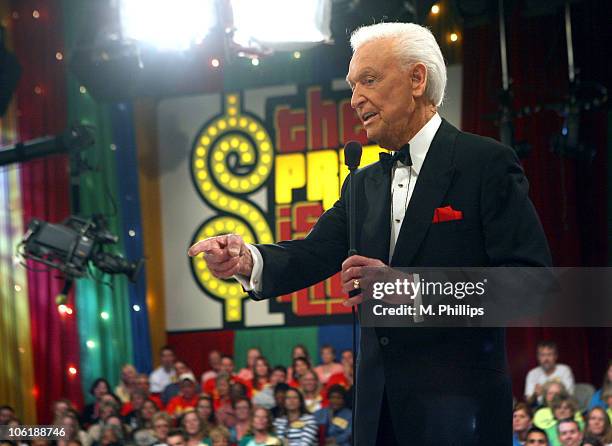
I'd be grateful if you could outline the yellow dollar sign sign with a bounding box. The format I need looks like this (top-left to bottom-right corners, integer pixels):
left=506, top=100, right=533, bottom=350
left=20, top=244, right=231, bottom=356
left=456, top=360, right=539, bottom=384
left=190, top=93, right=274, bottom=323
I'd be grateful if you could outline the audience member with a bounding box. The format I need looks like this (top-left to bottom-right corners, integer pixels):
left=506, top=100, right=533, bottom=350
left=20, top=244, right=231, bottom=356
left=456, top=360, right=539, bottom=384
left=584, top=406, right=612, bottom=445
left=525, top=341, right=575, bottom=404
left=287, top=345, right=311, bottom=382
left=91, top=424, right=122, bottom=446
left=149, top=412, right=173, bottom=446
left=179, top=410, right=209, bottom=446
left=535, top=394, right=584, bottom=446
left=299, top=370, right=326, bottom=413
left=273, top=387, right=317, bottom=446
left=314, top=384, right=352, bottom=446
left=57, top=413, right=91, bottom=446
left=326, top=350, right=354, bottom=408
left=251, top=357, right=270, bottom=395
left=238, top=407, right=282, bottom=446
left=150, top=346, right=177, bottom=394
left=87, top=401, right=120, bottom=443
left=121, top=389, right=148, bottom=428
left=213, top=373, right=235, bottom=428
left=132, top=374, right=164, bottom=410
left=557, top=418, right=583, bottom=446
left=237, top=348, right=262, bottom=382
left=525, top=427, right=550, bottom=445
left=162, top=362, right=200, bottom=405
left=229, top=398, right=251, bottom=443
left=82, top=379, right=112, bottom=428
left=166, top=373, right=200, bottom=416
left=203, top=355, right=247, bottom=395
left=252, top=365, right=286, bottom=409
left=589, top=361, right=612, bottom=411
left=513, top=402, right=534, bottom=446
left=51, top=400, right=74, bottom=425
left=132, top=402, right=163, bottom=446
left=115, top=364, right=137, bottom=403
left=204, top=426, right=231, bottom=446
left=166, top=429, right=188, bottom=446
left=314, top=345, right=343, bottom=385
left=582, top=437, right=604, bottom=446
left=271, top=383, right=290, bottom=419
left=196, top=395, right=217, bottom=427
left=288, top=357, right=311, bottom=388
left=201, top=350, right=223, bottom=385
left=0, top=406, right=14, bottom=425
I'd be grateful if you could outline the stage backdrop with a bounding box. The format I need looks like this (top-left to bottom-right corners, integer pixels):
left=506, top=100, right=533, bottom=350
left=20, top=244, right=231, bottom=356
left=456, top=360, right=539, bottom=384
left=158, top=68, right=462, bottom=332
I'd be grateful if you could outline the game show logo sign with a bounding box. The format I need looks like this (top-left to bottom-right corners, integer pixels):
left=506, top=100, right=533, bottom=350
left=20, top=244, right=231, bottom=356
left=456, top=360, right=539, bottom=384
left=188, top=84, right=383, bottom=328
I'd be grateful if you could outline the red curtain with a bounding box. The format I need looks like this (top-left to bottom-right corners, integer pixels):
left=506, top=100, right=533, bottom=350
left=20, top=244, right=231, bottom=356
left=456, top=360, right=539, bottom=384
left=462, top=1, right=610, bottom=399
left=11, top=0, right=83, bottom=421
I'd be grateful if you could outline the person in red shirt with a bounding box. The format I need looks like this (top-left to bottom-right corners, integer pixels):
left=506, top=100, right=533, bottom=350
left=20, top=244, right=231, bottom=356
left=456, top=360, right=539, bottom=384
left=166, top=373, right=200, bottom=417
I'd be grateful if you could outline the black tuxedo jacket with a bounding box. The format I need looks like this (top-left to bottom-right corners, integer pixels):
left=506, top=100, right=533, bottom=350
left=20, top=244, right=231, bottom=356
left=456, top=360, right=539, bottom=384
left=251, top=119, right=552, bottom=445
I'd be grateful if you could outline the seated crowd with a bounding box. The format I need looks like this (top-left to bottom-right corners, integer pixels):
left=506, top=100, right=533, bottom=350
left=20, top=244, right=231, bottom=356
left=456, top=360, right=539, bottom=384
left=1, top=340, right=610, bottom=446
left=513, top=341, right=612, bottom=446
left=0, top=344, right=353, bottom=446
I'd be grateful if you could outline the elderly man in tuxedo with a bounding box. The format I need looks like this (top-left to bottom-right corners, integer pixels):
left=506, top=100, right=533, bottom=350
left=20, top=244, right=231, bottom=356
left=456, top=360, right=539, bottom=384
left=189, top=22, right=551, bottom=445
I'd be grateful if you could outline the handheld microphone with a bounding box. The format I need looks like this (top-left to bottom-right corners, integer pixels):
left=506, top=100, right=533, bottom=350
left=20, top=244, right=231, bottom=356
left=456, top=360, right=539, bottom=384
left=343, top=140, right=362, bottom=281
left=343, top=141, right=362, bottom=446
left=344, top=140, right=362, bottom=171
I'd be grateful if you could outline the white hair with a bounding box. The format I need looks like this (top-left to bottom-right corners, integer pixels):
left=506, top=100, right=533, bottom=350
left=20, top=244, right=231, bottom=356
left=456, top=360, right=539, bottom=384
left=350, top=22, right=447, bottom=107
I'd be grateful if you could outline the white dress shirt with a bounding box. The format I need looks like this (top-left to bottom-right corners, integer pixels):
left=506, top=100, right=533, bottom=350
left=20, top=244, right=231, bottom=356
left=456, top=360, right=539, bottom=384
left=238, top=113, right=443, bottom=292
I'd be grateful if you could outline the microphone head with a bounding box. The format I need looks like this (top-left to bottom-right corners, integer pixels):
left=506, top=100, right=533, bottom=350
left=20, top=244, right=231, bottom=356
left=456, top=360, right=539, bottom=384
left=344, top=141, right=363, bottom=169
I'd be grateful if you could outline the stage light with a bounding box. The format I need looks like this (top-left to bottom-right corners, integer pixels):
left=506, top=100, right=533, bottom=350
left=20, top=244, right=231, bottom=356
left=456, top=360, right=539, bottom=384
left=450, top=32, right=459, bottom=42
left=293, top=51, right=301, bottom=59
left=55, top=52, right=63, bottom=61
left=132, top=304, right=141, bottom=312
left=100, top=311, right=109, bottom=320
left=431, top=4, right=440, bottom=14
left=230, top=0, right=331, bottom=50
left=211, top=58, right=220, bottom=68
left=86, top=340, right=95, bottom=349
left=32, top=10, right=40, bottom=19
left=119, top=0, right=217, bottom=51
left=68, top=366, right=78, bottom=376
left=251, top=57, right=259, bottom=66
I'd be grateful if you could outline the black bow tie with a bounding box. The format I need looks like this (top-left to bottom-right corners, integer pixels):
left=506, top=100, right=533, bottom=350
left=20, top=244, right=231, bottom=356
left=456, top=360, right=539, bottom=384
left=379, top=144, right=412, bottom=170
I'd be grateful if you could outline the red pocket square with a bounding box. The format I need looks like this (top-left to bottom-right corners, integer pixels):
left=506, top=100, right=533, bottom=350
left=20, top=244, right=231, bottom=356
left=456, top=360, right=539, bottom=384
left=432, top=205, right=463, bottom=223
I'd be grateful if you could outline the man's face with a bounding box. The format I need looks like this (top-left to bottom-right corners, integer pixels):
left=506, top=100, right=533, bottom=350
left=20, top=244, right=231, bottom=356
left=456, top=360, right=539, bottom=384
left=558, top=422, right=582, bottom=446
left=247, top=349, right=260, bottom=367
left=181, top=381, right=196, bottom=398
left=0, top=408, right=14, bottom=424
left=220, top=358, right=234, bottom=374
left=537, top=347, right=557, bottom=371
left=347, top=38, right=420, bottom=149
left=526, top=432, right=548, bottom=445
left=160, top=349, right=175, bottom=368
left=166, top=435, right=186, bottom=446
left=209, top=351, right=221, bottom=370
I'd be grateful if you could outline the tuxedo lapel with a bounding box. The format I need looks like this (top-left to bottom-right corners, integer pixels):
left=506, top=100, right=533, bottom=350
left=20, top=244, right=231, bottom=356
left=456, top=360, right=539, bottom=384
left=390, top=119, right=459, bottom=266
left=360, top=163, right=392, bottom=263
